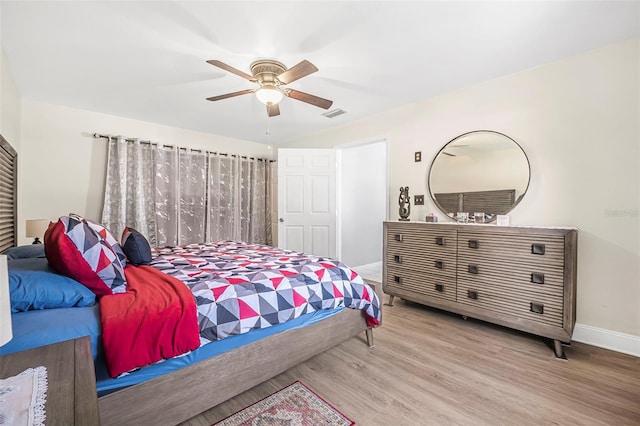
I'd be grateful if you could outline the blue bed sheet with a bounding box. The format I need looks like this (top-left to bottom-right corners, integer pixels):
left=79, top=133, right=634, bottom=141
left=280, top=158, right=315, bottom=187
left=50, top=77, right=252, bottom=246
left=0, top=306, right=102, bottom=358
left=1, top=305, right=346, bottom=395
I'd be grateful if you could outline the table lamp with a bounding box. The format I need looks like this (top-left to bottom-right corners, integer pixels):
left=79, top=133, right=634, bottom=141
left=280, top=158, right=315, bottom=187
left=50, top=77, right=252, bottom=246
left=0, top=255, right=11, bottom=346
left=26, top=219, right=49, bottom=244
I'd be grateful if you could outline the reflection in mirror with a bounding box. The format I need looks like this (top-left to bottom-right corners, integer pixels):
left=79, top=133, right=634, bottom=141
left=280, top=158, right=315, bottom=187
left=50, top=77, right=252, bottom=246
left=428, top=130, right=530, bottom=222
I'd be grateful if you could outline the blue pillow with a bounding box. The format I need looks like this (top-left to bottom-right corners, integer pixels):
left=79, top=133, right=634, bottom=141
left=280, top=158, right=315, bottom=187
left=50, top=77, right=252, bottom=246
left=8, top=258, right=96, bottom=313
left=4, top=245, right=46, bottom=260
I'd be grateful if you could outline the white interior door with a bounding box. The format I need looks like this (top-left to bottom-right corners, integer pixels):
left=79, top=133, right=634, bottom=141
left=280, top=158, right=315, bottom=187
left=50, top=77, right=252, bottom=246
left=278, top=149, right=336, bottom=258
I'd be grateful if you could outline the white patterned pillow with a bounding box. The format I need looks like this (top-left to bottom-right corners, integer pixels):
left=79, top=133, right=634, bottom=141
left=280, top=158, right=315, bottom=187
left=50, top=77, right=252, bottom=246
left=84, top=218, right=128, bottom=267
left=44, top=216, right=127, bottom=295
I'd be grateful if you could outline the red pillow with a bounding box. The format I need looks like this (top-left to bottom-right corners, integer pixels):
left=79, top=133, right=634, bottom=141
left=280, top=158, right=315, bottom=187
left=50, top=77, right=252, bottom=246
left=44, top=216, right=127, bottom=296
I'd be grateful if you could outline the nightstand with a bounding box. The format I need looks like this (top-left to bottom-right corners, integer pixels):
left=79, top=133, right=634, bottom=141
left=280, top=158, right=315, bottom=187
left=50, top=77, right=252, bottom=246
left=0, top=336, right=100, bottom=425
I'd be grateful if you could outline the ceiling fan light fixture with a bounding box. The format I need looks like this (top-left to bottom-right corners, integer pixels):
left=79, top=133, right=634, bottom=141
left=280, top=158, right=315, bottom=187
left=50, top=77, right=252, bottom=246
left=255, top=86, right=283, bottom=105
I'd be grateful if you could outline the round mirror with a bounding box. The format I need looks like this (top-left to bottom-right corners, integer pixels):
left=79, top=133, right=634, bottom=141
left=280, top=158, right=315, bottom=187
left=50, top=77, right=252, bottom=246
left=428, top=130, right=530, bottom=222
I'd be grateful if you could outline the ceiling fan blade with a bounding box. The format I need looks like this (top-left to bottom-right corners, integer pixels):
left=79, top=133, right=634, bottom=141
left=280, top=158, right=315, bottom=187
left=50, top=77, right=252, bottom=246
left=267, top=104, right=280, bottom=117
left=442, top=152, right=456, bottom=157
left=277, top=60, right=318, bottom=84
left=285, top=89, right=333, bottom=109
left=206, top=60, right=256, bottom=82
left=206, top=89, right=254, bottom=102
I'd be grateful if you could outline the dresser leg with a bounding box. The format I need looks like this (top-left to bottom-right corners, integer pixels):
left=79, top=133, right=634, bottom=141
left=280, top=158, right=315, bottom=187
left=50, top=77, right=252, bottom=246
left=365, top=328, right=374, bottom=348
left=386, top=295, right=395, bottom=306
left=553, top=339, right=567, bottom=359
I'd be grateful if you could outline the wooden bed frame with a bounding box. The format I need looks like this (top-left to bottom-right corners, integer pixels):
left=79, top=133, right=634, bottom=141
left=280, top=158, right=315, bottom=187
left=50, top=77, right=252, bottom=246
left=99, top=307, right=373, bottom=425
left=0, top=133, right=376, bottom=426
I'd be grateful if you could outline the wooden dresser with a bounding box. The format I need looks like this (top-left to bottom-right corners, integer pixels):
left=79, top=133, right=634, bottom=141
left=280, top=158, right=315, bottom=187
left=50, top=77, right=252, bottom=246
left=383, top=221, right=578, bottom=357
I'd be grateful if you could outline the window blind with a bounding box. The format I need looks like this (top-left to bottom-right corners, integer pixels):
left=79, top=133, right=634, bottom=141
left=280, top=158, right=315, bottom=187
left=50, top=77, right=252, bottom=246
left=0, top=135, right=17, bottom=253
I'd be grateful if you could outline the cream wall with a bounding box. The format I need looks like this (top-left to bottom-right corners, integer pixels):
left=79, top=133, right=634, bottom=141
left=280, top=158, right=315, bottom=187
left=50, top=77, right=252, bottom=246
left=1, top=48, right=22, bottom=244
left=0, top=48, right=21, bottom=151
left=19, top=100, right=272, bottom=244
left=280, top=39, right=640, bottom=343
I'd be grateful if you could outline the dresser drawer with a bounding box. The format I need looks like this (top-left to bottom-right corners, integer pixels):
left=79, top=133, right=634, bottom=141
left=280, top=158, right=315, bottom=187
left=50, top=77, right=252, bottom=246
left=456, top=259, right=565, bottom=290
left=386, top=224, right=457, bottom=255
left=385, top=266, right=456, bottom=301
left=458, top=231, right=566, bottom=269
left=457, top=271, right=564, bottom=300
left=457, top=281, right=563, bottom=327
left=385, top=249, right=456, bottom=278
left=386, top=224, right=456, bottom=277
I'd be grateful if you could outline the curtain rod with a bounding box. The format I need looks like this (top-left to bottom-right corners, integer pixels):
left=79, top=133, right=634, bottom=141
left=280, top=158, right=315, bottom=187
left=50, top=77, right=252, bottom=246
left=92, top=133, right=274, bottom=162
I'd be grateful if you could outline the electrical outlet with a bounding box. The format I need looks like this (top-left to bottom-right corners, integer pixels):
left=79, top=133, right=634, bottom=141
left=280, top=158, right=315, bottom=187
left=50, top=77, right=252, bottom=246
left=414, top=195, right=425, bottom=205
left=414, top=151, right=422, bottom=162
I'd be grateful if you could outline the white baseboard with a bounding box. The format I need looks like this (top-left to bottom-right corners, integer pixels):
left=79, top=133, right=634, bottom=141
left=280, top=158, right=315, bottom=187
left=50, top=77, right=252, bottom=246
left=572, top=323, right=640, bottom=357
left=351, top=261, right=382, bottom=270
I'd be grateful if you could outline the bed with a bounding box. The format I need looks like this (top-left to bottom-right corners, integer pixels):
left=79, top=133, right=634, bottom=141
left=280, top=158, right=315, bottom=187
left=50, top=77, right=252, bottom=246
left=4, top=232, right=380, bottom=425
left=0, top=138, right=381, bottom=425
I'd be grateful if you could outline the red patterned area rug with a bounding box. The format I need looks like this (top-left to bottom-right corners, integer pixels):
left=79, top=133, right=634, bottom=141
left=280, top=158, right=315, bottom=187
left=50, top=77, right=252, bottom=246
left=213, top=381, right=355, bottom=426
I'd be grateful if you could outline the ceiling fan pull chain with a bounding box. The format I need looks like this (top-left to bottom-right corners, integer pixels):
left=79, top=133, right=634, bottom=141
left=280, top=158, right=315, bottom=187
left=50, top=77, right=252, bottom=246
left=265, top=114, right=271, bottom=145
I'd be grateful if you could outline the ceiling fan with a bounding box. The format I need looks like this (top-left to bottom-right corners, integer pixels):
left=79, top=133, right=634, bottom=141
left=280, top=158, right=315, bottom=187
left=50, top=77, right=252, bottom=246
left=206, top=59, right=333, bottom=117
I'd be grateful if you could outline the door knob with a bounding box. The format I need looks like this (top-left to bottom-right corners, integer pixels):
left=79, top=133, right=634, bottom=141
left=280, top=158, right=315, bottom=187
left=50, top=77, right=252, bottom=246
left=279, top=218, right=284, bottom=222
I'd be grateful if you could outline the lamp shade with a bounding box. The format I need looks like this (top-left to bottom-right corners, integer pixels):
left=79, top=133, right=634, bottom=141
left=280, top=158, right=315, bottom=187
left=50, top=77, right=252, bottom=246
left=26, top=219, right=49, bottom=238
left=0, top=255, right=12, bottom=346
left=255, top=86, right=284, bottom=105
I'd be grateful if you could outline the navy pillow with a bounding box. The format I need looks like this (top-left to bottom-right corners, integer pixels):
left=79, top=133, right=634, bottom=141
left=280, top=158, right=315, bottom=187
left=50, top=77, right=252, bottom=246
left=5, top=245, right=46, bottom=260
left=121, top=227, right=152, bottom=265
left=8, top=258, right=96, bottom=313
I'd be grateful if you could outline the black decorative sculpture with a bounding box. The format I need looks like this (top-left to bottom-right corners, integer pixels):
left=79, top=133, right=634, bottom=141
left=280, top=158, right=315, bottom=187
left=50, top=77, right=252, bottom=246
left=398, top=186, right=411, bottom=221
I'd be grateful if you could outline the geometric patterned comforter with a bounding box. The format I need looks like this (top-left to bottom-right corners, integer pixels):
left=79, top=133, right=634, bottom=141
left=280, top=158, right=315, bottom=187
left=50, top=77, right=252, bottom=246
left=150, top=241, right=382, bottom=346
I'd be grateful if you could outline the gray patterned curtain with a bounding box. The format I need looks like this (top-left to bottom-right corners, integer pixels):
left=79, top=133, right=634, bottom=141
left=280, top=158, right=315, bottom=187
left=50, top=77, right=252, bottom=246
left=244, top=158, right=270, bottom=245
left=207, top=155, right=240, bottom=241
left=101, top=137, right=156, bottom=245
left=179, top=150, right=207, bottom=245
left=153, top=145, right=179, bottom=246
left=206, top=154, right=271, bottom=245
left=102, top=139, right=272, bottom=247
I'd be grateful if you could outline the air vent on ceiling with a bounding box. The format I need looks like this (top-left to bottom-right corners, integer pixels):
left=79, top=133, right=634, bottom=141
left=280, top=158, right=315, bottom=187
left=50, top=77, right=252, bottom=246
left=322, top=108, right=347, bottom=118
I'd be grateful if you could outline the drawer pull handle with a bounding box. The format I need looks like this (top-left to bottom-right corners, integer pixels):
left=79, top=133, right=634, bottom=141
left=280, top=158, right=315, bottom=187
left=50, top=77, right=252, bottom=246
left=467, top=290, right=478, bottom=300
left=435, top=260, right=444, bottom=269
left=393, top=275, right=403, bottom=284
left=435, top=284, right=444, bottom=292
left=394, top=255, right=403, bottom=264
left=530, top=302, right=544, bottom=314
left=531, top=273, right=545, bottom=284
left=395, top=234, right=403, bottom=242
left=468, top=239, right=479, bottom=249
left=435, top=237, right=444, bottom=246
left=468, top=264, right=479, bottom=274
left=531, top=244, right=546, bottom=255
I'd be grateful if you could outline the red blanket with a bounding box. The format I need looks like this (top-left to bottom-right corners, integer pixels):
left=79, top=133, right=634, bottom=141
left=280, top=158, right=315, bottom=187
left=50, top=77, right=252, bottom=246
left=99, top=264, right=200, bottom=378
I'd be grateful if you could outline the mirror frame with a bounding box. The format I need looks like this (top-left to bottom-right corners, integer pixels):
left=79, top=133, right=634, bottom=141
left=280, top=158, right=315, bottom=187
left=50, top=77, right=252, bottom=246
left=428, top=130, right=530, bottom=222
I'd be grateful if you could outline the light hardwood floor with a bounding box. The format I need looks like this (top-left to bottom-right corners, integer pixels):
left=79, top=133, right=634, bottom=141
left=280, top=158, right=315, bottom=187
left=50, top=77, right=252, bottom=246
left=180, top=291, right=640, bottom=426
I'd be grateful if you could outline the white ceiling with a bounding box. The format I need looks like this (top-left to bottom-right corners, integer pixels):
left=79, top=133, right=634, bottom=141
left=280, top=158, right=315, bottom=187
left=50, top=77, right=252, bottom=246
left=1, top=1, right=638, bottom=145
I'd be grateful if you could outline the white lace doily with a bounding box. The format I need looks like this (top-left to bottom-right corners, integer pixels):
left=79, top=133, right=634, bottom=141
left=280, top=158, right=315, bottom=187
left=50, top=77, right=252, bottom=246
left=0, top=366, right=48, bottom=426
